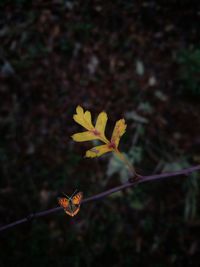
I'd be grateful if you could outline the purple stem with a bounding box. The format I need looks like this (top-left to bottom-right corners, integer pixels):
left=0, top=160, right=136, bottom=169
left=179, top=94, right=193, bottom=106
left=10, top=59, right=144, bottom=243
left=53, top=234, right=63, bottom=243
left=0, top=165, right=200, bottom=233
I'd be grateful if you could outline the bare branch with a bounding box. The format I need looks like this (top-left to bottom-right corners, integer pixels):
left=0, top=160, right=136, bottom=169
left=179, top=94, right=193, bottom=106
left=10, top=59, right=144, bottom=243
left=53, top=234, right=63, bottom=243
left=0, top=165, right=200, bottom=233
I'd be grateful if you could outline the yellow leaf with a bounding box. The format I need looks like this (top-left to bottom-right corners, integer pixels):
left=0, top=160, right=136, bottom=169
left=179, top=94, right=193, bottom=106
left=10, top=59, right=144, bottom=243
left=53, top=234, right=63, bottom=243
left=95, top=112, right=108, bottom=141
left=84, top=111, right=92, bottom=126
left=111, top=119, right=127, bottom=148
left=73, top=106, right=94, bottom=131
left=85, top=144, right=113, bottom=158
left=72, top=106, right=128, bottom=160
left=71, top=131, right=99, bottom=142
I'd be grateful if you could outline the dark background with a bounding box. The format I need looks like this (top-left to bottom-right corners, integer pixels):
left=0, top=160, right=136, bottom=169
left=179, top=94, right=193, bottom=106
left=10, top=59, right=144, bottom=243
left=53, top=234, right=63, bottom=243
left=0, top=0, right=200, bottom=266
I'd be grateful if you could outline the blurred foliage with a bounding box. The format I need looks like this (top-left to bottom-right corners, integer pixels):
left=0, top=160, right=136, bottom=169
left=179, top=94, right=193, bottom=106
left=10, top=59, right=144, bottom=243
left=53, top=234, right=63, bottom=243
left=177, top=48, right=200, bottom=95
left=1, top=1, right=200, bottom=267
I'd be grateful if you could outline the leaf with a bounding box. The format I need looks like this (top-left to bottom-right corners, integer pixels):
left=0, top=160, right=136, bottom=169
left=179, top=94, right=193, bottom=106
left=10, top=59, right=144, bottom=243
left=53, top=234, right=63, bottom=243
left=107, top=153, right=132, bottom=183
left=125, top=111, right=149, bottom=124
left=154, top=90, right=168, bottom=101
left=85, top=144, right=112, bottom=158
left=71, top=131, right=98, bottom=142
left=138, top=102, right=154, bottom=114
left=135, top=60, right=144, bottom=76
left=162, top=161, right=189, bottom=172
left=111, top=119, right=127, bottom=147
left=95, top=112, right=108, bottom=138
left=72, top=106, right=128, bottom=160
left=129, top=146, right=143, bottom=164
left=107, top=154, right=123, bottom=177
left=73, top=106, right=94, bottom=130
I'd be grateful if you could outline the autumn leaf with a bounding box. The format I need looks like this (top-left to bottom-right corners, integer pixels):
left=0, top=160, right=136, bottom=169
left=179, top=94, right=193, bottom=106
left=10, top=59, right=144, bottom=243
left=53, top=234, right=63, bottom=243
left=71, top=105, right=136, bottom=177
left=72, top=106, right=126, bottom=158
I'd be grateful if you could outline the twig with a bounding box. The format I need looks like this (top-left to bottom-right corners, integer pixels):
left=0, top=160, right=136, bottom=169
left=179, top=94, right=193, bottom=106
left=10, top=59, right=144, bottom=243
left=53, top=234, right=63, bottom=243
left=0, top=165, right=200, bottom=233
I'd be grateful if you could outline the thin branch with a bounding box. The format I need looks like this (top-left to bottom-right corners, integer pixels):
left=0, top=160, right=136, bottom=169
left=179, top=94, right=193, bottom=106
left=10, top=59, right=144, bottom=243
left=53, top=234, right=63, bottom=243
left=0, top=165, right=200, bottom=233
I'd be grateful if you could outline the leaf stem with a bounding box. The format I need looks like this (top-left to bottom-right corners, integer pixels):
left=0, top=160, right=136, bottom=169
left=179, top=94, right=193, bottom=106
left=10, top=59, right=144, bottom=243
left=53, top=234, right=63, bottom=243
left=115, top=149, right=136, bottom=177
